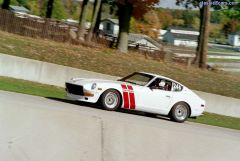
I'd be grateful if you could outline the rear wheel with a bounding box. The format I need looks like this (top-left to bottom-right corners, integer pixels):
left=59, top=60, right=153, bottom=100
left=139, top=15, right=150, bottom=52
left=170, top=102, right=190, bottom=123
left=101, top=89, right=121, bottom=111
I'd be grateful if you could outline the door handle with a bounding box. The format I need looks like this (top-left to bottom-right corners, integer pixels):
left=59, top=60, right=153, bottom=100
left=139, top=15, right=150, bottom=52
left=166, top=95, right=171, bottom=98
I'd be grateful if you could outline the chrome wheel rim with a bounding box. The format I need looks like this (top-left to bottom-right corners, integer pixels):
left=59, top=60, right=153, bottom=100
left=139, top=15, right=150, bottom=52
left=104, top=92, right=118, bottom=109
left=174, top=104, right=188, bottom=121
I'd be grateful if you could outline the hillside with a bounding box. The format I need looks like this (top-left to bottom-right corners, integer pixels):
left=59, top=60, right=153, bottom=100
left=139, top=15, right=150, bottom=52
left=0, top=31, right=240, bottom=98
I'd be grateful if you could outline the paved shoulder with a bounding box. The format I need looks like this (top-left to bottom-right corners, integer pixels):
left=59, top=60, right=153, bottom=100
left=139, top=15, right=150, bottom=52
left=0, top=90, right=240, bottom=161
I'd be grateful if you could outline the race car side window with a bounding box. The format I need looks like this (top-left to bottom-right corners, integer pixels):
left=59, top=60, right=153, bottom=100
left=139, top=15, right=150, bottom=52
left=172, top=82, right=183, bottom=92
left=148, top=78, right=172, bottom=91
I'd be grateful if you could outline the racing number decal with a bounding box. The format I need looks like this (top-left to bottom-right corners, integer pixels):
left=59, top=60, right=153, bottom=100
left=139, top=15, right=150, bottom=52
left=121, top=84, right=136, bottom=109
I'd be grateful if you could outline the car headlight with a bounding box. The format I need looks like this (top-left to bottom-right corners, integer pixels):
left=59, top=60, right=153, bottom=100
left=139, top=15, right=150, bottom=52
left=91, top=83, right=97, bottom=90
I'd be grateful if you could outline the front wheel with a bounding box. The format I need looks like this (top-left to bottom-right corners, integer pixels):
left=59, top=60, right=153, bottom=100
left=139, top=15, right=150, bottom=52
left=101, top=89, right=121, bottom=111
left=170, top=102, right=190, bottom=123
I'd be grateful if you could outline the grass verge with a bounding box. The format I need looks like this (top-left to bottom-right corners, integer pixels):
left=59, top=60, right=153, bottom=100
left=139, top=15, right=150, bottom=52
left=0, top=76, right=65, bottom=99
left=0, top=31, right=240, bottom=99
left=188, top=113, right=240, bottom=131
left=0, top=76, right=239, bottom=131
left=208, top=58, right=240, bottom=63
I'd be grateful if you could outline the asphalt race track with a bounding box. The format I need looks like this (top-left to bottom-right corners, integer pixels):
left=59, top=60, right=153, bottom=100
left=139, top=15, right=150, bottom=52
left=0, top=90, right=240, bottom=161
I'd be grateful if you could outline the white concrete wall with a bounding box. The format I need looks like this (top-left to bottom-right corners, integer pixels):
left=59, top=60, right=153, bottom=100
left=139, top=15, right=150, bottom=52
left=0, top=53, right=118, bottom=87
left=195, top=91, right=240, bottom=118
left=0, top=53, right=240, bottom=118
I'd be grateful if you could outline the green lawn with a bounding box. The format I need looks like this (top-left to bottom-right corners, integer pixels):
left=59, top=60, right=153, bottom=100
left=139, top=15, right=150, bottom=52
left=0, top=76, right=240, bottom=130
left=0, top=76, right=65, bottom=99
left=188, top=113, right=240, bottom=130
left=0, top=31, right=240, bottom=99
left=208, top=58, right=240, bottom=63
left=208, top=48, right=237, bottom=53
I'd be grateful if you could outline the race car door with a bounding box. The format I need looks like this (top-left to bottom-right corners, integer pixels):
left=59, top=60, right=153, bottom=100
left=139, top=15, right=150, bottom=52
left=135, top=78, right=173, bottom=114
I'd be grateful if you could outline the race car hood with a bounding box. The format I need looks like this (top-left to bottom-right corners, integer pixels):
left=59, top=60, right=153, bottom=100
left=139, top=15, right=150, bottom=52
left=67, top=78, right=127, bottom=86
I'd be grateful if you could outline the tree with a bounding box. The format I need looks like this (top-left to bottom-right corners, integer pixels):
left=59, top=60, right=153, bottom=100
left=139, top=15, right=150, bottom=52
left=177, top=0, right=240, bottom=68
left=157, top=9, right=173, bottom=29
left=116, top=0, right=159, bottom=53
left=77, top=0, right=89, bottom=40
left=16, top=0, right=27, bottom=7
left=51, top=0, right=67, bottom=19
left=41, top=0, right=66, bottom=19
left=27, top=0, right=42, bottom=15
left=93, top=1, right=103, bottom=36
left=223, top=20, right=240, bottom=35
left=93, top=0, right=115, bottom=37
left=1, top=0, right=10, bottom=9
left=132, top=10, right=161, bottom=39
left=176, top=0, right=209, bottom=69
left=222, top=0, right=240, bottom=20
left=182, top=10, right=199, bottom=27
left=192, top=17, right=200, bottom=29
left=172, top=19, right=185, bottom=27
left=117, top=1, right=132, bottom=53
left=46, top=0, right=54, bottom=18
left=221, top=0, right=240, bottom=35
left=86, top=0, right=102, bottom=41
left=199, top=2, right=210, bottom=68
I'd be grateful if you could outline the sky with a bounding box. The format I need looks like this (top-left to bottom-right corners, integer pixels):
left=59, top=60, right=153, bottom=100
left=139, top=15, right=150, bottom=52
left=156, top=0, right=198, bottom=10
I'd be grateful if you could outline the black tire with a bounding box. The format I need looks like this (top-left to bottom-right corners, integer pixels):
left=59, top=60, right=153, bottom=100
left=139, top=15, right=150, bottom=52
left=170, top=102, right=190, bottom=123
left=101, top=89, right=121, bottom=111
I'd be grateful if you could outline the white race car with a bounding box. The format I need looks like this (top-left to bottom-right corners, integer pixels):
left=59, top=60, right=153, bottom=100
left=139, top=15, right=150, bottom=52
left=65, top=72, right=205, bottom=122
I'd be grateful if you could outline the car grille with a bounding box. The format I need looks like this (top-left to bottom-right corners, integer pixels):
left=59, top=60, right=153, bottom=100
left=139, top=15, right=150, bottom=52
left=65, top=83, right=84, bottom=95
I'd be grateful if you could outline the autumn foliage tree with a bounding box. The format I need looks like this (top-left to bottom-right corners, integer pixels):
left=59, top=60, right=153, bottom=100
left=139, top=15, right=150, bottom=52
left=133, top=10, right=161, bottom=39
left=157, top=9, right=173, bottom=29
left=116, top=0, right=159, bottom=53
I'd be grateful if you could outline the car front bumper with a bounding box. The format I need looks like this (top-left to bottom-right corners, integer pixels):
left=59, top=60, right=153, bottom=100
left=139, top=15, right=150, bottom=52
left=66, top=92, right=100, bottom=103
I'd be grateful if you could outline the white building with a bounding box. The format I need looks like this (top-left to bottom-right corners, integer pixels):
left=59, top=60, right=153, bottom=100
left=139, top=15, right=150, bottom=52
left=228, top=32, right=240, bottom=47
left=158, top=29, right=167, bottom=40
left=163, top=27, right=199, bottom=47
left=99, top=18, right=119, bottom=37
left=99, top=18, right=162, bottom=51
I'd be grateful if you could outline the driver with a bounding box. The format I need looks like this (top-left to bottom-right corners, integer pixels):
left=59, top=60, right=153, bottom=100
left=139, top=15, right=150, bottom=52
left=152, top=79, right=165, bottom=89
left=159, top=80, right=166, bottom=90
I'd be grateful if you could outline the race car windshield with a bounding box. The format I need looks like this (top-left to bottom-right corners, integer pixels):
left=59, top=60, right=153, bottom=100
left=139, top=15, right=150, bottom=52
left=119, top=72, right=154, bottom=86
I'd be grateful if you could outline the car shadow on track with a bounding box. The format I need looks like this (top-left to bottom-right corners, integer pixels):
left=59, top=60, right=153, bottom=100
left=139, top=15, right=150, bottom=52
left=45, top=97, right=171, bottom=122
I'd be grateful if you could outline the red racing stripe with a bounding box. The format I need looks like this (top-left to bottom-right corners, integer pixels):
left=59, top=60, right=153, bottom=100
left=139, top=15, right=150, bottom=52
left=121, top=84, right=129, bottom=109
left=127, top=85, right=136, bottom=109
left=129, top=92, right=135, bottom=109
left=127, top=85, right=133, bottom=90
left=123, top=92, right=129, bottom=109
left=121, top=84, right=127, bottom=89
